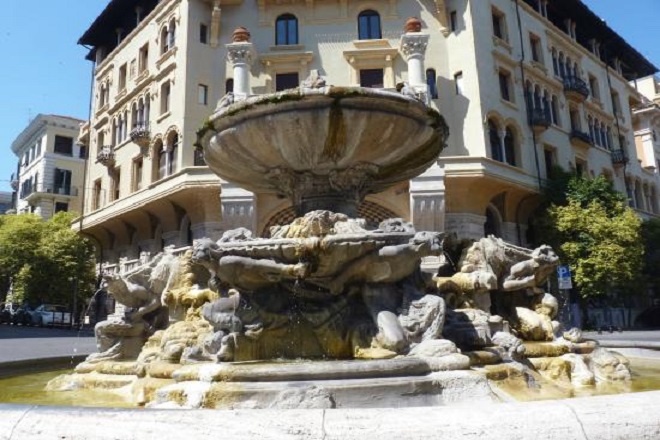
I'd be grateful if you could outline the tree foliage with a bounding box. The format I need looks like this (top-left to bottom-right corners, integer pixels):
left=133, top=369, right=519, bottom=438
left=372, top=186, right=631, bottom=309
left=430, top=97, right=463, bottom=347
left=641, top=218, right=660, bottom=294
left=0, top=212, right=96, bottom=308
left=532, top=172, right=644, bottom=298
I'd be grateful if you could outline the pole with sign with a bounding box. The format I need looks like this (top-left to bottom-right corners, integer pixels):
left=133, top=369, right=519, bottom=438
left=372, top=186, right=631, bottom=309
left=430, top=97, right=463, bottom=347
left=557, top=265, right=573, bottom=328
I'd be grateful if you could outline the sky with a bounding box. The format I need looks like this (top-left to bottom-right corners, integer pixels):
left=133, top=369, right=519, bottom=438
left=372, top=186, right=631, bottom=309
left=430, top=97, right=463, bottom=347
left=0, top=0, right=658, bottom=193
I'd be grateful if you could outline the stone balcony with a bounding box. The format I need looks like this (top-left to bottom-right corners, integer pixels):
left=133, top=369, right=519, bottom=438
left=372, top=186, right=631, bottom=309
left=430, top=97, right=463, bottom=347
left=130, top=125, right=151, bottom=155
left=96, top=145, right=116, bottom=168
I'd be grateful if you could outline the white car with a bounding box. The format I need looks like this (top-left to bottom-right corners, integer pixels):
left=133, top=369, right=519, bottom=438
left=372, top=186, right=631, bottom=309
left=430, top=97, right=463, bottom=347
left=30, top=304, right=71, bottom=327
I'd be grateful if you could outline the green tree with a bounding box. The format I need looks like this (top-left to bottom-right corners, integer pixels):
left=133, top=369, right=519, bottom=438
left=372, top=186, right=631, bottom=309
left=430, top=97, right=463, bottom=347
left=532, top=173, right=644, bottom=299
left=0, top=212, right=96, bottom=309
left=550, top=199, right=643, bottom=297
left=641, top=218, right=660, bottom=296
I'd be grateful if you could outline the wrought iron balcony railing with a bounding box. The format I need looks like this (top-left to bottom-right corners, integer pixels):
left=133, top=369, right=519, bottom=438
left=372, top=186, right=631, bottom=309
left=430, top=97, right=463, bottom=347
left=570, top=129, right=592, bottom=147
left=97, top=145, right=116, bottom=167
left=563, top=75, right=590, bottom=101
left=610, top=149, right=629, bottom=166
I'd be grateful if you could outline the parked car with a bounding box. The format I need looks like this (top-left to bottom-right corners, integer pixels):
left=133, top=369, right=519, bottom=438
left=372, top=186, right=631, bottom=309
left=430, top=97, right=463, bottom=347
left=11, top=305, right=33, bottom=326
left=0, top=303, right=19, bottom=324
left=30, top=304, right=71, bottom=327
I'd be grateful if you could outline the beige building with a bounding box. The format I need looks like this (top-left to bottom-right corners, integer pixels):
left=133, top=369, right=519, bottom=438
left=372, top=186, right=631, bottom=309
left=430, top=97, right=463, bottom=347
left=10, top=114, right=86, bottom=220
left=77, top=0, right=658, bottom=269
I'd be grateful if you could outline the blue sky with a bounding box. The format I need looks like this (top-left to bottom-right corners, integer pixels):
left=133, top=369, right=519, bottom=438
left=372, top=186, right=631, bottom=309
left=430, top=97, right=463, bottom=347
left=0, top=0, right=658, bottom=193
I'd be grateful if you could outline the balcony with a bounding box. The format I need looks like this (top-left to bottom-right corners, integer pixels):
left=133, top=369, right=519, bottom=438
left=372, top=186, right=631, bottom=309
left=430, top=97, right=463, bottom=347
left=611, top=149, right=629, bottom=167
left=24, top=185, right=79, bottom=203
left=528, top=107, right=551, bottom=134
left=570, top=129, right=592, bottom=149
left=563, top=76, right=590, bottom=103
left=97, top=145, right=116, bottom=168
left=130, top=125, right=151, bottom=155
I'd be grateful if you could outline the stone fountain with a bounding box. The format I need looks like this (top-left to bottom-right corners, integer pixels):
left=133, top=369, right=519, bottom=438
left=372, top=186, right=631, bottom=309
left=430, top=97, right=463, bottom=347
left=47, top=40, right=634, bottom=412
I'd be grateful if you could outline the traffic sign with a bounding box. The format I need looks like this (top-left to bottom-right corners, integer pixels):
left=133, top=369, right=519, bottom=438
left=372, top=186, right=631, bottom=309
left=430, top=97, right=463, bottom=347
left=557, top=265, right=572, bottom=289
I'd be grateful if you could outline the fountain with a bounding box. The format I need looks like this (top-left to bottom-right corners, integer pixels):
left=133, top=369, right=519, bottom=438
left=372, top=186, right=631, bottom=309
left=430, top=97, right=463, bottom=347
left=38, top=69, right=653, bottom=413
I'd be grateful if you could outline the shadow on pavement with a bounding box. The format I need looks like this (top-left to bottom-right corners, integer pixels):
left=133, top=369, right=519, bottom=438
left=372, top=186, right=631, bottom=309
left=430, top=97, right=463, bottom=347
left=0, top=325, right=94, bottom=339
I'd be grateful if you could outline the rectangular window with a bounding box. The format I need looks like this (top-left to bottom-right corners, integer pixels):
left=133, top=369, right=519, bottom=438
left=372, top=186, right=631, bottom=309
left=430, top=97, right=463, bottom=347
left=454, top=71, right=464, bottom=95
left=530, top=34, right=542, bottom=64
left=499, top=70, right=512, bottom=102
left=53, top=168, right=72, bottom=194
left=111, top=168, right=121, bottom=201
left=133, top=157, right=143, bottom=192
left=93, top=179, right=102, bottom=210
left=611, top=90, right=621, bottom=115
left=54, top=135, right=73, bottom=156
left=589, top=75, right=600, bottom=100
left=492, top=9, right=506, bottom=41
left=544, top=148, right=555, bottom=178
left=200, top=23, right=208, bottom=44
left=198, top=84, right=208, bottom=105
left=139, top=43, right=149, bottom=73
left=275, top=73, right=299, bottom=91
left=450, top=11, right=457, bottom=32
left=359, top=69, right=384, bottom=88
left=54, top=202, right=69, bottom=214
left=161, top=81, right=171, bottom=114
left=118, top=63, right=127, bottom=91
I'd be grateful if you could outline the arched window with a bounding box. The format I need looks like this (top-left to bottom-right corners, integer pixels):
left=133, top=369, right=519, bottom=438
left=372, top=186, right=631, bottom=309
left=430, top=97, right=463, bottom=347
left=488, top=119, right=503, bottom=163
left=275, top=14, right=298, bottom=45
left=551, top=49, right=558, bottom=76
left=168, top=19, right=176, bottom=49
left=160, top=26, right=169, bottom=54
left=167, top=132, right=179, bottom=175
left=551, top=95, right=560, bottom=126
left=358, top=10, right=381, bottom=40
left=587, top=116, right=595, bottom=141
left=558, top=53, right=566, bottom=78
left=504, top=127, right=516, bottom=166
left=484, top=206, right=502, bottom=238
left=131, top=103, right=138, bottom=130
left=426, top=69, right=438, bottom=99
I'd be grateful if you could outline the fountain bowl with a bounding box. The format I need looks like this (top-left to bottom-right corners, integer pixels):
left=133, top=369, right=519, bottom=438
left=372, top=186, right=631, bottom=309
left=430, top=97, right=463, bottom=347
left=199, top=87, right=448, bottom=215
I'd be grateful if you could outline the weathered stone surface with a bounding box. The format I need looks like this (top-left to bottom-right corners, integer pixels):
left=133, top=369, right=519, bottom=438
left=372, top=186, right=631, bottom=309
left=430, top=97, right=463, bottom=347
left=409, top=339, right=457, bottom=358
left=523, top=342, right=570, bottom=358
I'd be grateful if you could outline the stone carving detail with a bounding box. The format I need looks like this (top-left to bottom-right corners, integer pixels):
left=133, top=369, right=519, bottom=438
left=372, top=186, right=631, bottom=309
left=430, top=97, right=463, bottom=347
left=301, top=69, right=327, bottom=89
left=400, top=34, right=430, bottom=59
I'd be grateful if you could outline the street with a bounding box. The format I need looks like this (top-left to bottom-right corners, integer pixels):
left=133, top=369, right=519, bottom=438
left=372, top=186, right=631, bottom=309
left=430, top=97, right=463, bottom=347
left=0, top=324, right=96, bottom=363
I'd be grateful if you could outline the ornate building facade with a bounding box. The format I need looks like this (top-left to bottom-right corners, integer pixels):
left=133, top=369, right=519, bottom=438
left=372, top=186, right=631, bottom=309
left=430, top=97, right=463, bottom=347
left=76, top=0, right=658, bottom=269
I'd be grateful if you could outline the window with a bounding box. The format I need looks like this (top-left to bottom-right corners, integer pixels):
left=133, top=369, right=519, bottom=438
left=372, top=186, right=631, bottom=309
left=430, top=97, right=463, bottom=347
left=498, top=70, right=512, bottom=102
left=133, top=157, right=143, bottom=192
left=530, top=34, right=542, bottom=64
left=118, top=63, right=127, bottom=91
left=160, top=26, right=169, bottom=54
left=111, top=168, right=121, bottom=201
left=575, top=159, right=586, bottom=177
left=36, top=139, right=42, bottom=157
left=55, top=202, right=68, bottom=214
left=93, top=179, right=102, bottom=210
left=504, top=128, right=516, bottom=166
left=544, top=147, right=555, bottom=178
left=454, top=71, right=464, bottom=95
left=194, top=148, right=206, bottom=166
left=551, top=49, right=559, bottom=76
left=139, top=43, right=149, bottom=73
left=450, top=11, right=458, bottom=32
left=167, top=133, right=178, bottom=176
left=53, top=168, right=72, bottom=195
left=611, top=90, right=621, bottom=115
left=200, top=23, right=208, bottom=44
left=198, top=84, right=208, bottom=105
left=589, top=75, right=600, bottom=100
left=161, top=81, right=171, bottom=114
left=276, top=14, right=298, bottom=45
left=551, top=95, right=560, bottom=126
left=359, top=69, right=384, bottom=88
left=168, top=19, right=176, bottom=50
left=79, top=145, right=87, bottom=159
left=275, top=73, right=299, bottom=91
left=488, top=119, right=503, bottom=163
left=426, top=69, right=438, bottom=99
left=226, top=78, right=234, bottom=94
left=358, top=10, right=381, bottom=40
left=492, top=8, right=506, bottom=41
left=54, top=136, right=73, bottom=156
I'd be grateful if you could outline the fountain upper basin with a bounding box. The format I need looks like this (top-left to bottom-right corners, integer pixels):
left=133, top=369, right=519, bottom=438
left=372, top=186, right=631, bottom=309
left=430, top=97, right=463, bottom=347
left=200, top=87, right=448, bottom=215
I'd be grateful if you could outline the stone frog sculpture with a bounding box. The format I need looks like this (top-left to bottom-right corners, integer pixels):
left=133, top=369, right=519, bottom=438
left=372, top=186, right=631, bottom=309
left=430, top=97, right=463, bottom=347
left=85, top=252, right=175, bottom=363
left=189, top=213, right=448, bottom=361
